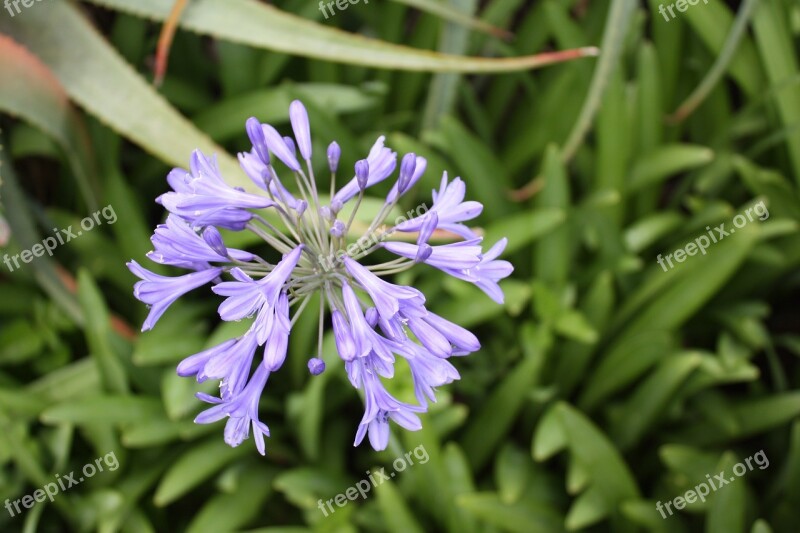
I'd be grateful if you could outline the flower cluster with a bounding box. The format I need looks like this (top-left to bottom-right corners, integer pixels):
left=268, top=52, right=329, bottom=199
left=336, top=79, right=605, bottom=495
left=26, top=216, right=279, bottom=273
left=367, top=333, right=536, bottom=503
left=128, top=100, right=513, bottom=455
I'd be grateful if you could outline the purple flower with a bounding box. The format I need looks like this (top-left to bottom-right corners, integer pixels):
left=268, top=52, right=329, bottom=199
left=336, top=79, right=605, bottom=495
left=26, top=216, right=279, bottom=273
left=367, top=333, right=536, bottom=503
left=332, top=309, right=357, bottom=361
left=386, top=155, right=427, bottom=204
left=420, top=311, right=481, bottom=355
left=158, top=150, right=274, bottom=230
left=211, top=246, right=303, bottom=325
left=238, top=150, right=300, bottom=209
left=262, top=123, right=301, bottom=171
left=341, top=283, right=398, bottom=363
left=148, top=215, right=253, bottom=269
left=348, top=357, right=424, bottom=451
left=383, top=238, right=483, bottom=272
left=262, top=292, right=291, bottom=371
left=438, top=238, right=515, bottom=304
left=332, top=136, right=397, bottom=207
left=395, top=173, right=483, bottom=239
left=400, top=342, right=460, bottom=406
left=127, top=261, right=221, bottom=331
left=129, top=99, right=511, bottom=454
left=195, top=364, right=271, bottom=455
left=197, top=332, right=259, bottom=399
left=343, top=256, right=425, bottom=319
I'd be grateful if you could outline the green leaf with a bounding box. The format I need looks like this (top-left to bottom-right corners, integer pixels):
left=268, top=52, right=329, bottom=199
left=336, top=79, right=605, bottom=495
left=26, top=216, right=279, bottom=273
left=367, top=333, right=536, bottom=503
left=153, top=438, right=250, bottom=506
left=627, top=144, right=714, bottom=194
left=77, top=269, right=129, bottom=394
left=578, top=330, right=674, bottom=410
left=457, top=492, right=564, bottom=533
left=534, top=145, right=572, bottom=287
left=565, top=486, right=608, bottom=530
left=611, top=353, right=702, bottom=449
left=0, top=35, right=99, bottom=210
left=41, top=396, right=162, bottom=425
left=561, top=0, right=636, bottom=161
left=132, top=305, right=206, bottom=366
left=0, top=132, right=84, bottom=325
left=272, top=468, right=351, bottom=510
left=375, top=473, right=426, bottom=533
left=185, top=465, right=273, bottom=533
left=462, top=324, right=548, bottom=470
left=82, top=0, right=596, bottom=73
left=495, top=443, right=530, bottom=504
left=483, top=208, right=566, bottom=256
left=193, top=83, right=381, bottom=142
left=752, top=0, right=800, bottom=184
left=0, top=320, right=44, bottom=365
left=0, top=2, right=247, bottom=188
left=706, top=453, right=747, bottom=533
left=546, top=402, right=640, bottom=516
left=532, top=399, right=567, bottom=462
left=610, top=217, right=760, bottom=347
left=391, top=0, right=511, bottom=38
left=554, top=310, right=598, bottom=345
left=730, top=392, right=800, bottom=439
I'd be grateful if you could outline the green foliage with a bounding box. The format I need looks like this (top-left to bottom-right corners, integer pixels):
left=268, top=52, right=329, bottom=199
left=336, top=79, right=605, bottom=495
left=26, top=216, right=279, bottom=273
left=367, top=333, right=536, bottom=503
left=1, top=0, right=800, bottom=532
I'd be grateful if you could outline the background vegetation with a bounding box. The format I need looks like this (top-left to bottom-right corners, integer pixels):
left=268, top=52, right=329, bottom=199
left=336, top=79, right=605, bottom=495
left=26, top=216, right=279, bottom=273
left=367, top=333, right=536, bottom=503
left=1, top=0, right=799, bottom=531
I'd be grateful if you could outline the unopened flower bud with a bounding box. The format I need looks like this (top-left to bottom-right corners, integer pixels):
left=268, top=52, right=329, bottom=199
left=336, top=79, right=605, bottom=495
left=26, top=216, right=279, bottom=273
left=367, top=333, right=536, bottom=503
left=283, top=136, right=296, bottom=157
left=397, top=152, right=417, bottom=194
left=202, top=226, right=228, bottom=258
left=327, top=141, right=341, bottom=173
left=290, top=100, right=312, bottom=160
left=355, top=160, right=369, bottom=191
left=246, top=117, right=270, bottom=165
left=308, top=357, right=325, bottom=375
left=415, top=243, right=433, bottom=263
left=330, top=220, right=346, bottom=237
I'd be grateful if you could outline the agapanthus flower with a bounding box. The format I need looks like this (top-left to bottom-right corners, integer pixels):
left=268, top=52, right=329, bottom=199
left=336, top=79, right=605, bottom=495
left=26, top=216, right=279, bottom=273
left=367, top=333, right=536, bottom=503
left=128, top=100, right=513, bottom=455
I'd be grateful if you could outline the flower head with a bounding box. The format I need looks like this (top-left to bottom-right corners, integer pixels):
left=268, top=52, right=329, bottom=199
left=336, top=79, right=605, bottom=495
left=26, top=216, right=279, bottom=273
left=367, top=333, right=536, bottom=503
left=128, top=100, right=512, bottom=454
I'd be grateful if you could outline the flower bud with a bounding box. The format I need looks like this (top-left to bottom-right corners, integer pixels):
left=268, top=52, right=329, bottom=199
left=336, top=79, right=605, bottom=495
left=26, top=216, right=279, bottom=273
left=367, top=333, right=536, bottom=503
left=327, top=141, right=341, bottom=173
left=355, top=159, right=370, bottom=191
left=308, top=357, right=326, bottom=375
left=290, top=100, right=312, bottom=160
left=415, top=243, right=433, bottom=263
left=396, top=152, right=417, bottom=194
left=246, top=117, right=270, bottom=165
left=283, top=136, right=296, bottom=157
left=330, top=220, right=346, bottom=238
left=202, top=226, right=228, bottom=258
left=417, top=212, right=438, bottom=246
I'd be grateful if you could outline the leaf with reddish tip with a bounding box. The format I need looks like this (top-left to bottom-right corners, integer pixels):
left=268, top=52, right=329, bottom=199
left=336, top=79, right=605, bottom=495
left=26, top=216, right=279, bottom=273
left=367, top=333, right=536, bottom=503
left=0, top=35, right=99, bottom=209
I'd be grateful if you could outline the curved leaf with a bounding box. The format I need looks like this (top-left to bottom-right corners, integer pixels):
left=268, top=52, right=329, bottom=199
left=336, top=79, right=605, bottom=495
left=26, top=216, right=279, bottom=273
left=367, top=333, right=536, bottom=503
left=0, top=35, right=98, bottom=209
left=82, top=0, right=597, bottom=73
left=0, top=2, right=246, bottom=188
left=391, top=0, right=512, bottom=39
